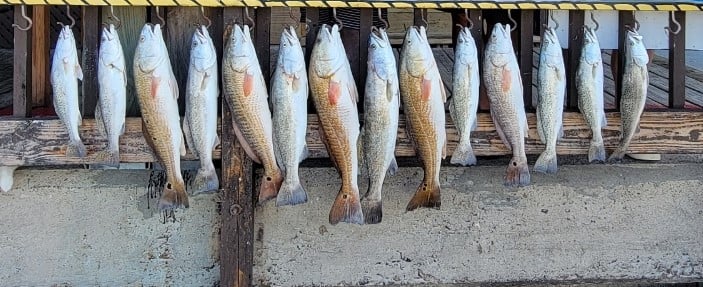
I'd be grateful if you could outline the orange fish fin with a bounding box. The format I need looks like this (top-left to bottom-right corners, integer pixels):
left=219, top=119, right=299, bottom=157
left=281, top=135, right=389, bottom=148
left=244, top=72, right=255, bottom=97
left=150, top=76, right=161, bottom=99
left=439, top=78, right=447, bottom=103
left=406, top=179, right=441, bottom=211
left=169, top=74, right=179, bottom=100
left=347, top=78, right=359, bottom=103
left=258, top=168, right=283, bottom=204
left=505, top=158, right=530, bottom=187
left=421, top=78, right=432, bottom=101
left=231, top=119, right=262, bottom=164
left=159, top=179, right=190, bottom=210
left=329, top=184, right=363, bottom=225
left=501, top=66, right=512, bottom=94
left=328, top=81, right=341, bottom=105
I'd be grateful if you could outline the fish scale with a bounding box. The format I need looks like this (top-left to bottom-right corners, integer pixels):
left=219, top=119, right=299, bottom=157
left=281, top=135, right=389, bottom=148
left=577, top=25, right=607, bottom=163
left=450, top=26, right=480, bottom=167
left=96, top=23, right=127, bottom=167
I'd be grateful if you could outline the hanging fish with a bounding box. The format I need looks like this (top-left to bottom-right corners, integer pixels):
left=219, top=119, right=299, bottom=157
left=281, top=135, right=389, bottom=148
left=535, top=26, right=566, bottom=174
left=0, top=166, right=18, bottom=192
left=609, top=29, right=649, bottom=161
left=450, top=26, right=480, bottom=166
left=51, top=25, right=86, bottom=158
left=577, top=25, right=607, bottom=163
left=96, top=23, right=127, bottom=167
left=399, top=26, right=446, bottom=211
left=223, top=24, right=283, bottom=203
left=483, top=24, right=530, bottom=187
left=134, top=23, right=189, bottom=210
left=184, top=25, right=220, bottom=194
left=272, top=25, right=309, bottom=206
left=309, top=24, right=363, bottom=225
left=359, top=26, right=399, bottom=224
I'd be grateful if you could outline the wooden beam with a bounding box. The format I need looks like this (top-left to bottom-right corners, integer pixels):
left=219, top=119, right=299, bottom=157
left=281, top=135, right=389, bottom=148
left=668, top=11, right=686, bottom=109
left=255, top=7, right=271, bottom=90
left=220, top=7, right=255, bottom=287
left=31, top=5, right=50, bottom=108
left=304, top=7, right=319, bottom=114
left=468, top=10, right=489, bottom=112
left=413, top=8, right=426, bottom=27
left=13, top=5, right=31, bottom=117
left=81, top=6, right=101, bottom=117
left=567, top=10, right=585, bottom=110
left=2, top=112, right=703, bottom=166
left=359, top=8, right=372, bottom=110
left=519, top=10, right=534, bottom=110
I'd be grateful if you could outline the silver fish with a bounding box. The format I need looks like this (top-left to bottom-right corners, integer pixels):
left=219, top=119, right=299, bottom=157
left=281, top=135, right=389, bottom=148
left=0, top=166, right=18, bottom=192
left=51, top=25, right=86, bottom=158
left=576, top=26, right=606, bottom=163
left=96, top=23, right=127, bottom=167
left=535, top=27, right=566, bottom=174
left=450, top=26, right=480, bottom=166
left=609, top=29, right=649, bottom=161
left=359, top=27, right=399, bottom=224
left=483, top=24, right=530, bottom=187
left=272, top=26, right=309, bottom=206
left=184, top=25, right=220, bottom=194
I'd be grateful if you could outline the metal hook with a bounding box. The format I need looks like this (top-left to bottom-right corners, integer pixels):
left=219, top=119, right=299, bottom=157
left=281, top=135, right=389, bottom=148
left=665, top=11, right=681, bottom=36
left=549, top=10, right=559, bottom=30
left=12, top=5, right=32, bottom=31
left=627, top=11, right=640, bottom=31
left=244, top=6, right=254, bottom=31
left=590, top=11, right=599, bottom=31
left=420, top=9, right=428, bottom=28
left=377, top=8, right=389, bottom=30
left=288, top=7, right=299, bottom=29
left=507, top=9, right=517, bottom=32
left=103, top=5, right=122, bottom=30
left=59, top=5, right=76, bottom=29
left=198, top=6, right=211, bottom=28
left=456, top=9, right=474, bottom=30
left=333, top=8, right=343, bottom=31
left=155, top=7, right=166, bottom=27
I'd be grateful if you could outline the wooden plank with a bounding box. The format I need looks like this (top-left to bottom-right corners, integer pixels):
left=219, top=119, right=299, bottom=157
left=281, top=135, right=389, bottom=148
left=413, top=8, right=426, bottom=28
left=469, top=10, right=489, bottom=112
left=2, top=111, right=703, bottom=166
left=13, top=5, right=31, bottom=118
left=165, top=7, right=199, bottom=115
left=255, top=7, right=271, bottom=89
left=31, top=5, right=49, bottom=108
left=359, top=8, right=371, bottom=110
left=520, top=10, right=534, bottom=110
left=432, top=47, right=453, bottom=98
left=304, top=8, right=318, bottom=114
left=567, top=10, right=584, bottom=110
left=669, top=11, right=685, bottom=109
left=81, top=6, right=100, bottom=117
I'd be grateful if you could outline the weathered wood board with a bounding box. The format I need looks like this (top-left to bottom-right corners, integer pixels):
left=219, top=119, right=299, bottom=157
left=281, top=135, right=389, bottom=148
left=1, top=112, right=702, bottom=166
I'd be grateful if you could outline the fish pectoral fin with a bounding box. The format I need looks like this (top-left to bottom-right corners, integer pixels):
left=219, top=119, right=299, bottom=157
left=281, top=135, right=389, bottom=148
left=501, top=66, right=513, bottom=94
left=328, top=80, right=342, bottom=105
left=213, top=135, right=221, bottom=149
left=442, top=139, right=447, bottom=159
left=95, top=104, right=107, bottom=137
left=347, top=77, right=359, bottom=104
left=438, top=77, right=447, bottom=103
left=385, top=81, right=395, bottom=103
left=169, top=75, right=179, bottom=100
left=491, top=110, right=512, bottom=152
left=231, top=119, right=262, bottom=164
left=387, top=157, right=398, bottom=176
left=180, top=135, right=187, bottom=156
left=601, top=113, right=608, bottom=128
left=421, top=78, right=432, bottom=101
left=75, top=64, right=83, bottom=81
left=300, top=144, right=309, bottom=162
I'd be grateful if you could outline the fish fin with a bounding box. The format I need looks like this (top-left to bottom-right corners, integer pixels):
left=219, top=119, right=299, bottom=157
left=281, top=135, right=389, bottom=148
left=276, top=178, right=308, bottom=206
left=522, top=114, right=529, bottom=138
left=601, top=113, right=608, bottom=128
left=361, top=199, right=382, bottom=224
left=231, top=119, right=262, bottom=164
left=505, top=158, right=531, bottom=187
left=558, top=125, right=564, bottom=139
left=66, top=140, right=87, bottom=158
left=170, top=73, right=179, bottom=100
left=439, top=78, right=447, bottom=103
left=534, top=150, right=558, bottom=174
left=386, top=81, right=395, bottom=103
left=348, top=77, right=359, bottom=104
left=387, top=157, right=398, bottom=176
left=182, top=118, right=196, bottom=155
left=0, top=166, right=18, bottom=192
left=421, top=78, right=432, bottom=101
left=300, top=145, right=309, bottom=162
left=150, top=76, right=161, bottom=99
left=158, top=179, right=190, bottom=210
left=214, top=135, right=221, bottom=149
left=588, top=142, right=607, bottom=163
left=491, top=110, right=512, bottom=152
left=258, top=168, right=283, bottom=204
left=94, top=149, right=120, bottom=167
left=358, top=127, right=366, bottom=177
left=536, top=108, right=546, bottom=144
left=450, top=144, right=477, bottom=166
left=244, top=72, right=255, bottom=97
left=75, top=63, right=83, bottom=81
left=180, top=134, right=187, bottom=156
left=193, top=165, right=219, bottom=194
left=442, top=139, right=447, bottom=159
left=406, top=179, right=441, bottom=211
left=636, top=125, right=641, bottom=134
left=471, top=117, right=478, bottom=132
left=329, top=184, right=364, bottom=225
left=501, top=66, right=512, bottom=94
left=328, top=80, right=341, bottom=105
left=95, top=104, right=107, bottom=138
left=608, top=148, right=627, bottom=162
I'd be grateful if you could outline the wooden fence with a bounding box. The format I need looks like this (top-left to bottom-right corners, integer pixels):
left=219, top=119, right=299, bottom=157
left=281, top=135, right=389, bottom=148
left=1, top=2, right=702, bottom=286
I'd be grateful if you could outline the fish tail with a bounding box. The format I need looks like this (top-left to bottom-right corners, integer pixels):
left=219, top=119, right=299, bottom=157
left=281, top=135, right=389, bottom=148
left=588, top=142, right=607, bottom=163
left=258, top=168, right=283, bottom=204
left=0, top=166, right=18, bottom=192
left=192, top=165, right=219, bottom=194
left=608, top=147, right=627, bottom=162
left=361, top=180, right=383, bottom=224
left=534, top=149, right=558, bottom=174
left=66, top=140, right=87, bottom=158
left=158, top=179, right=190, bottom=210
left=276, top=176, right=308, bottom=207
left=329, top=183, right=364, bottom=225
left=505, top=157, right=530, bottom=187
left=450, top=143, right=477, bottom=166
left=94, top=149, right=120, bottom=167
left=406, top=179, right=441, bottom=211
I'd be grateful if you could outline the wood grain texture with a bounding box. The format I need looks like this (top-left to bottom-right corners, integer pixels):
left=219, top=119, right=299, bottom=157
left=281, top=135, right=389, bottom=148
left=2, top=112, right=703, bottom=166
left=31, top=5, right=49, bottom=108
left=669, top=11, right=685, bottom=109
left=13, top=5, right=31, bottom=117
left=81, top=6, right=100, bottom=117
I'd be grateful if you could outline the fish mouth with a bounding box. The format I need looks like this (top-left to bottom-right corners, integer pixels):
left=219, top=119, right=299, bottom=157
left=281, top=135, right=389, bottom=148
left=281, top=25, right=299, bottom=46
left=543, top=27, right=559, bottom=45
left=457, top=27, right=473, bottom=43
left=369, top=27, right=388, bottom=48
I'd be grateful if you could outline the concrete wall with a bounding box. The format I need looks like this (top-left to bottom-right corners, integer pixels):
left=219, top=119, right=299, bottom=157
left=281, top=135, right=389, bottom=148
left=1, top=163, right=702, bottom=286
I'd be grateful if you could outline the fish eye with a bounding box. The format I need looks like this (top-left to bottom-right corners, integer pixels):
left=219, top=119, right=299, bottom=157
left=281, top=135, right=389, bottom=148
left=458, top=38, right=464, bottom=43
left=140, top=36, right=145, bottom=42
left=371, top=43, right=376, bottom=49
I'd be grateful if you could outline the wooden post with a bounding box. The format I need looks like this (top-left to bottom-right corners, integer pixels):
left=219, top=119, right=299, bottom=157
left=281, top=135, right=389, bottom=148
left=668, top=11, right=686, bottom=109
left=468, top=10, right=489, bottom=111
left=413, top=8, right=426, bottom=27
left=519, top=10, right=534, bottom=110
left=13, top=5, right=32, bottom=117
left=304, top=8, right=319, bottom=114
left=81, top=6, right=101, bottom=117
left=220, top=8, right=255, bottom=287
left=31, top=5, right=50, bottom=108
left=616, top=11, right=635, bottom=111
left=255, top=7, right=271, bottom=89
left=567, top=10, right=585, bottom=110
left=358, top=8, right=372, bottom=110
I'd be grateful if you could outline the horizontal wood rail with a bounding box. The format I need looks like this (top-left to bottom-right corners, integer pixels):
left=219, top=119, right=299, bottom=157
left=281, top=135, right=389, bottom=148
left=1, top=111, right=702, bottom=166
